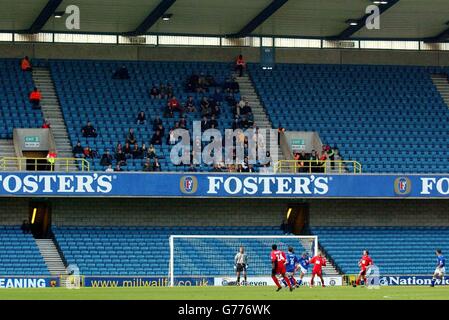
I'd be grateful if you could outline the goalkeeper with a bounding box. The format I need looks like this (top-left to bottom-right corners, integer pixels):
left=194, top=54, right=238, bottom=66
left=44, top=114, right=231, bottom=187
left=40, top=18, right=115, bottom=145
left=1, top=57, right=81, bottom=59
left=234, top=246, right=248, bottom=285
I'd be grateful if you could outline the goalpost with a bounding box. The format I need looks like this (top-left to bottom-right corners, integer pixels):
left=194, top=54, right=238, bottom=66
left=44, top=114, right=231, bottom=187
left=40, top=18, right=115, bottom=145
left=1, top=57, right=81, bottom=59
left=168, top=235, right=318, bottom=287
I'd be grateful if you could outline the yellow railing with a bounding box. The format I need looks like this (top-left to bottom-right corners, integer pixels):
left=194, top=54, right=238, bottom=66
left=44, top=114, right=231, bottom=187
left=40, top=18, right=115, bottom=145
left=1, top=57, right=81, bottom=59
left=0, top=157, right=90, bottom=172
left=274, top=159, right=362, bottom=174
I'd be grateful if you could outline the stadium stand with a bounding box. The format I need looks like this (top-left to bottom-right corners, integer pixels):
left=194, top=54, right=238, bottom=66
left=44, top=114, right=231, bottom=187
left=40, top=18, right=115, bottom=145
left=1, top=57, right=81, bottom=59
left=0, top=226, right=50, bottom=276
left=0, top=59, right=43, bottom=139
left=311, top=226, right=449, bottom=275
left=49, top=60, right=240, bottom=172
left=249, top=63, right=449, bottom=173
left=53, top=226, right=288, bottom=276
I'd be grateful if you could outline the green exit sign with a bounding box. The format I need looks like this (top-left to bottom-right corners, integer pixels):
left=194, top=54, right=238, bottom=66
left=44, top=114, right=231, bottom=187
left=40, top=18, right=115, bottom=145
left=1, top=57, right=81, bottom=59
left=24, top=136, right=40, bottom=148
left=291, top=138, right=305, bottom=151
left=24, top=136, right=39, bottom=142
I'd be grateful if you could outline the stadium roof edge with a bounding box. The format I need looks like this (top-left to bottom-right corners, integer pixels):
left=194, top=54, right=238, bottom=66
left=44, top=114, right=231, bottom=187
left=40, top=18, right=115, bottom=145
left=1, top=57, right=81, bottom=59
left=227, top=0, right=289, bottom=38
left=124, top=0, right=177, bottom=37
left=424, top=27, right=449, bottom=43
left=25, top=0, right=64, bottom=34
left=329, top=0, right=401, bottom=40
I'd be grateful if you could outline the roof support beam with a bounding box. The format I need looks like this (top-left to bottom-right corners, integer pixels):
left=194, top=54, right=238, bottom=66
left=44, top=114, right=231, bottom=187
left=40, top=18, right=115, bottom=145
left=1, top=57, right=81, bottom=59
left=26, top=0, right=63, bottom=34
left=125, top=0, right=177, bottom=36
left=425, top=27, right=449, bottom=43
left=329, top=0, right=400, bottom=40
left=227, top=0, right=289, bottom=38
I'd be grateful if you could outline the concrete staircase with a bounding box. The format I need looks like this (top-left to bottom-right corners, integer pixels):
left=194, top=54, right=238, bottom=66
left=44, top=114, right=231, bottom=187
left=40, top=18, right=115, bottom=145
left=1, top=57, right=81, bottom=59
left=233, top=73, right=285, bottom=163
left=431, top=74, right=449, bottom=106
left=32, top=67, right=74, bottom=161
left=35, top=238, right=67, bottom=276
left=0, top=139, right=17, bottom=170
left=322, top=260, right=341, bottom=276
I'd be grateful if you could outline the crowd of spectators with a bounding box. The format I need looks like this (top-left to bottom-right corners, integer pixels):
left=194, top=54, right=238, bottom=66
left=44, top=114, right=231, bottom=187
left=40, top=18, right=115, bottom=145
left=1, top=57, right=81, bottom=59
left=292, top=145, right=341, bottom=173
left=69, top=56, right=342, bottom=174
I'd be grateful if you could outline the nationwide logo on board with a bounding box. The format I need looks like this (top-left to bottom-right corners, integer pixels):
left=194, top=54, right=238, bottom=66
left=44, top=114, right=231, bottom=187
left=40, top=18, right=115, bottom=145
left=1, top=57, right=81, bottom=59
left=379, top=275, right=449, bottom=286
left=179, top=176, right=198, bottom=194
left=394, top=177, right=411, bottom=195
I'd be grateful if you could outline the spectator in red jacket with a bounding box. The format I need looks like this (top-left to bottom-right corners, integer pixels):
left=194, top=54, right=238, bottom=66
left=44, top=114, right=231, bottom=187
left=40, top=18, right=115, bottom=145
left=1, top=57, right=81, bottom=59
left=168, top=96, right=183, bottom=115
left=46, top=150, right=57, bottom=171
left=21, top=56, right=32, bottom=72
left=83, top=145, right=97, bottom=159
left=319, top=151, right=328, bottom=173
left=235, top=54, right=246, bottom=77
left=29, top=87, right=42, bottom=109
left=42, top=119, right=51, bottom=129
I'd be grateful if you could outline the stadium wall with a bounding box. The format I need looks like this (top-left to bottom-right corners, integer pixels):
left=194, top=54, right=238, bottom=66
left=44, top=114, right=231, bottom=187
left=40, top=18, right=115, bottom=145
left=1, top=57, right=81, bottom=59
left=0, top=198, right=286, bottom=226
left=1, top=198, right=448, bottom=227
left=308, top=199, right=449, bottom=226
left=1, top=43, right=449, bottom=66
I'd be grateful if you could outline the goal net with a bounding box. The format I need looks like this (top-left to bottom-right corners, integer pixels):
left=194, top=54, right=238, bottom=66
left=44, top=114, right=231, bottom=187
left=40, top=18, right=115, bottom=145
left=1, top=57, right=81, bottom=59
left=168, top=235, right=318, bottom=287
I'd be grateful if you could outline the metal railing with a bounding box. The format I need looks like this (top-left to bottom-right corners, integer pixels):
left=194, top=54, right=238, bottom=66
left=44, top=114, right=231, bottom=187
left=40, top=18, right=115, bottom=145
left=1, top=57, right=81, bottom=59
left=0, top=157, right=90, bottom=172
left=274, top=159, right=362, bottom=174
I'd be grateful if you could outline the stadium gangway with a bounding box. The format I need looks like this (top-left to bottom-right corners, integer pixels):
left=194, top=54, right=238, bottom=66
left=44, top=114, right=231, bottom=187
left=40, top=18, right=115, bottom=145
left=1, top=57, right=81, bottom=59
left=273, top=160, right=362, bottom=174
left=0, top=157, right=90, bottom=172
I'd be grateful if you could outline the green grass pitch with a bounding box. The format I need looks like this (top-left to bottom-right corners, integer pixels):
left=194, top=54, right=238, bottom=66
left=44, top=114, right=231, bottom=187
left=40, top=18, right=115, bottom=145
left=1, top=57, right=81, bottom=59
left=0, top=286, right=447, bottom=300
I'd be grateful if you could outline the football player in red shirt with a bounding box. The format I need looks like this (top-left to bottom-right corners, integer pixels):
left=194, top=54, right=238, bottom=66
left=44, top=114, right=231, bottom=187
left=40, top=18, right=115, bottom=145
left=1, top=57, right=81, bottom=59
left=270, top=244, right=293, bottom=292
left=310, top=251, right=327, bottom=287
left=355, top=250, right=373, bottom=286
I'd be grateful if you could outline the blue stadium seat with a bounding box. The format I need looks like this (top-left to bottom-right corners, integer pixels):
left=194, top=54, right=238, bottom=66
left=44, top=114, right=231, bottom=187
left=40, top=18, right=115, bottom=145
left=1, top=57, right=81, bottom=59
left=0, top=226, right=49, bottom=276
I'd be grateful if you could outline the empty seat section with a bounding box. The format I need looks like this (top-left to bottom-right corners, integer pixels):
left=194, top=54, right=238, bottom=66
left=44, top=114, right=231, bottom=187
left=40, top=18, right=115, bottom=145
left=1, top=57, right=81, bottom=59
left=249, top=63, right=449, bottom=173
left=0, top=59, right=44, bottom=138
left=0, top=226, right=50, bottom=276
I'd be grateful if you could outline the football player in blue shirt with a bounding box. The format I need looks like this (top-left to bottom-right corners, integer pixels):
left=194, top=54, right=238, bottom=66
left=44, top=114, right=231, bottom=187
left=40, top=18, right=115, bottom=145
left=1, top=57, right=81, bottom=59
left=297, top=252, right=310, bottom=287
left=283, top=246, right=299, bottom=288
left=431, top=249, right=445, bottom=287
